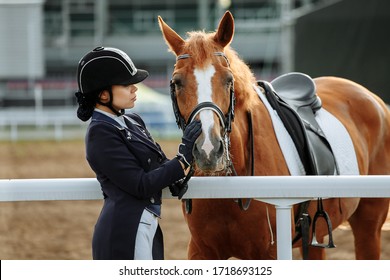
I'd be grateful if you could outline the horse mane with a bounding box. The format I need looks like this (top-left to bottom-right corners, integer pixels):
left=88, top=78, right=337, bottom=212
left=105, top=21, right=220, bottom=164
left=184, top=30, right=259, bottom=112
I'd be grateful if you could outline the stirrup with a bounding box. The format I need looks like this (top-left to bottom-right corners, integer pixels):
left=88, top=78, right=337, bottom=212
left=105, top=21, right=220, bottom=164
left=237, top=198, right=252, bottom=210
left=310, top=198, right=336, bottom=248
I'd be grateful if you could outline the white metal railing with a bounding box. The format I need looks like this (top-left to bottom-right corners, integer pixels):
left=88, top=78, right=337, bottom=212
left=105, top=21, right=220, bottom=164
left=1, top=175, right=390, bottom=260
left=0, top=107, right=179, bottom=141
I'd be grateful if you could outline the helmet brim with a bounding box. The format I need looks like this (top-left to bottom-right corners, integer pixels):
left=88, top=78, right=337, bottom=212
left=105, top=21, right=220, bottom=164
left=121, top=69, right=149, bottom=85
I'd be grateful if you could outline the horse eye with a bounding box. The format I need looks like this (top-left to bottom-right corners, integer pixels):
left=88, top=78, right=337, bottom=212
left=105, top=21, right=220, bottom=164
left=172, top=79, right=183, bottom=90
left=225, top=76, right=233, bottom=89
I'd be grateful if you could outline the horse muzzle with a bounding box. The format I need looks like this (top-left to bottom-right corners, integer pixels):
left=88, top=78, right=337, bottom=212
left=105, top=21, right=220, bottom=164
left=193, top=133, right=226, bottom=173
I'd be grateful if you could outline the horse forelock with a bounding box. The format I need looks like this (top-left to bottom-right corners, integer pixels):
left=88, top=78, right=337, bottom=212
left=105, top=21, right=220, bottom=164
left=184, top=31, right=217, bottom=67
left=179, top=30, right=258, bottom=121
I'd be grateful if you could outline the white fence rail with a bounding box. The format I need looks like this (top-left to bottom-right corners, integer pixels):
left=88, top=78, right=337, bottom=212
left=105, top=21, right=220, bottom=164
left=0, top=107, right=179, bottom=141
left=1, top=176, right=390, bottom=259
left=0, top=107, right=87, bottom=141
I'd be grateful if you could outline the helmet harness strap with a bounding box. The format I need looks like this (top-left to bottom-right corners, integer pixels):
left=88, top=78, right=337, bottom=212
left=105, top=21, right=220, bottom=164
left=97, top=87, right=125, bottom=116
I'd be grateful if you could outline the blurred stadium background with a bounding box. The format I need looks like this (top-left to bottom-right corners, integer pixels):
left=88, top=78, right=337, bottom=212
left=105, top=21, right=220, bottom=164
left=0, top=0, right=389, bottom=141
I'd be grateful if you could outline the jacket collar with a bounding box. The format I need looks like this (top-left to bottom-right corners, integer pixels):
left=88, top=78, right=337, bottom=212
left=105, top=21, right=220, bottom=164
left=91, top=111, right=163, bottom=155
left=91, top=110, right=123, bottom=129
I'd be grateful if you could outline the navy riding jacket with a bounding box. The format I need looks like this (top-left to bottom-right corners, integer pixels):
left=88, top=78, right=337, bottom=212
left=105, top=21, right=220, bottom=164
left=86, top=111, right=184, bottom=260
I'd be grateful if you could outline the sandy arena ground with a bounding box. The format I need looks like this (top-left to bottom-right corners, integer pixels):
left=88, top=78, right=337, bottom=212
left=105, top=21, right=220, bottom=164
left=0, top=140, right=389, bottom=260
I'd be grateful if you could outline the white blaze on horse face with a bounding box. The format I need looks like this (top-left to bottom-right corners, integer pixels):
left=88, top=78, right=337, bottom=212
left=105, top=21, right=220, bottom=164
left=194, top=65, right=216, bottom=157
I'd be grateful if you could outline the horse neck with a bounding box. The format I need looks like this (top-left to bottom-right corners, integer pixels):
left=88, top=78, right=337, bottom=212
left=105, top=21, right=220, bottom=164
left=224, top=52, right=289, bottom=175
left=228, top=51, right=258, bottom=110
left=229, top=84, right=290, bottom=176
left=229, top=107, right=252, bottom=175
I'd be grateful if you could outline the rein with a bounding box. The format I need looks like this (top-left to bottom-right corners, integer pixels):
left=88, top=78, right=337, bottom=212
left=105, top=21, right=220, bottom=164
left=235, top=110, right=254, bottom=211
left=171, top=52, right=253, bottom=213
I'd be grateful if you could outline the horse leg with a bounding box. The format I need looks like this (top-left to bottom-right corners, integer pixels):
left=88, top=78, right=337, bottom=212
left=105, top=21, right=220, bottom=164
left=184, top=200, right=233, bottom=260
left=348, top=198, right=390, bottom=259
left=187, top=236, right=229, bottom=260
left=187, top=237, right=209, bottom=260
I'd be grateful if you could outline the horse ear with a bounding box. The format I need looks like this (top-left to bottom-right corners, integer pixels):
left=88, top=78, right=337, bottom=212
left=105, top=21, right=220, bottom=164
left=158, top=16, right=185, bottom=56
left=214, top=11, right=235, bottom=48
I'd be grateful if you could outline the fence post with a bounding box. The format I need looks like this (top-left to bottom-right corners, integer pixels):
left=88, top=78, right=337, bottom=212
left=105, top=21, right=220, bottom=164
left=260, top=198, right=310, bottom=260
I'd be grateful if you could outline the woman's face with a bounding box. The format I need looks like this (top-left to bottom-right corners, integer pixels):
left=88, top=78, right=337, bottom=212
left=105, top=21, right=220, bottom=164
left=110, top=84, right=138, bottom=110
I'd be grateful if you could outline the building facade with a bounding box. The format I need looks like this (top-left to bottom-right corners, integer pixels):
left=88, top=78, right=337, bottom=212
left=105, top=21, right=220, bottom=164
left=0, top=0, right=341, bottom=107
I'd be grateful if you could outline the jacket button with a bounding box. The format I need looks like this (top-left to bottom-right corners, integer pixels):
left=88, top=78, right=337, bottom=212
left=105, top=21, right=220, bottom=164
left=150, top=197, right=155, bottom=203
left=147, top=158, right=151, bottom=165
left=158, top=157, right=163, bottom=163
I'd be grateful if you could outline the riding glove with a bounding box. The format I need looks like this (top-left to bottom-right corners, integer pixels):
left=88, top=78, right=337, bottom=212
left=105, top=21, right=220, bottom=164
left=169, top=179, right=188, bottom=199
left=176, top=120, right=202, bottom=169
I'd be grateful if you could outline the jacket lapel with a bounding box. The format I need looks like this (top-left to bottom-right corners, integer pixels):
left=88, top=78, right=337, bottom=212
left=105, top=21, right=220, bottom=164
left=123, top=116, right=163, bottom=152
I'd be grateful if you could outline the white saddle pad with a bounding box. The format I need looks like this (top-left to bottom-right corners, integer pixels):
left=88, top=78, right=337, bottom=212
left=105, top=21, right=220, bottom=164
left=254, top=85, right=359, bottom=176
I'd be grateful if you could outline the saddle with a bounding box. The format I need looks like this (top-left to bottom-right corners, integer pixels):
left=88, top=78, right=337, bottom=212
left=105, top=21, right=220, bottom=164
left=258, top=72, right=338, bottom=176
left=257, top=72, right=338, bottom=258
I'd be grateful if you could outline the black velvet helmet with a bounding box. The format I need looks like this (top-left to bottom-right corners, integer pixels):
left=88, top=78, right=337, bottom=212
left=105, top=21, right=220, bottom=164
left=77, top=46, right=149, bottom=94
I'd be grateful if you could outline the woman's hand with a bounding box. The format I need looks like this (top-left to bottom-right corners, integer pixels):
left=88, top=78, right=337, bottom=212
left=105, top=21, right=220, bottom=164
left=176, top=120, right=202, bottom=169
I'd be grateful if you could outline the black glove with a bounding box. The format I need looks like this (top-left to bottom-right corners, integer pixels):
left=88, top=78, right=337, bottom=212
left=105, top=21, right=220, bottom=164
left=169, top=180, right=189, bottom=200
left=176, top=120, right=202, bottom=168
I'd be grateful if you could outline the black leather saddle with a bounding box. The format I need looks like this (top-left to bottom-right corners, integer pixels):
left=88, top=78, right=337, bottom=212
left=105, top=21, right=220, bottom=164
left=258, top=72, right=338, bottom=176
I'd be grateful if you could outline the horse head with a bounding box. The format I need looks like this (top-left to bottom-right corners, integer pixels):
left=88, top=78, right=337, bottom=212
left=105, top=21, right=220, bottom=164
left=159, top=11, right=237, bottom=175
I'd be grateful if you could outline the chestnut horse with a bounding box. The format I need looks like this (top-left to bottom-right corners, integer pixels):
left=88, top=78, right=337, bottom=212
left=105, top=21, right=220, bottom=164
left=159, top=11, right=390, bottom=259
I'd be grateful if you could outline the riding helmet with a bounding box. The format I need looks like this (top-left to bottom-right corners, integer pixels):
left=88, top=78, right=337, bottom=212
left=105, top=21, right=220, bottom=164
left=77, top=46, right=149, bottom=94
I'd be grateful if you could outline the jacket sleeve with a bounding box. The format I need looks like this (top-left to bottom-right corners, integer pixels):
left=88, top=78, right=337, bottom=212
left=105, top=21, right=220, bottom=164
left=86, top=122, right=185, bottom=199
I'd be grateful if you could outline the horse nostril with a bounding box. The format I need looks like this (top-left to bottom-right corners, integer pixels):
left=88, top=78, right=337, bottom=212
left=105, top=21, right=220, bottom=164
left=193, top=142, right=200, bottom=158
left=216, top=140, right=224, bottom=157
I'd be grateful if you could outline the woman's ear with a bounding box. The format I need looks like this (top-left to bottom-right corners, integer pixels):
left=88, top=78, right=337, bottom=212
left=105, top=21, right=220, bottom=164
left=99, top=90, right=110, bottom=103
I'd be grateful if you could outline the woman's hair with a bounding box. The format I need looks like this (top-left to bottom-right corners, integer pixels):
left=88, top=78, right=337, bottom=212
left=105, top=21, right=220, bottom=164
left=75, top=90, right=101, bottom=121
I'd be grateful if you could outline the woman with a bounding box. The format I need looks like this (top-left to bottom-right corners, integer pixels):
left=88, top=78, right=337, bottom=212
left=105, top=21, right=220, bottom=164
left=75, top=46, right=201, bottom=260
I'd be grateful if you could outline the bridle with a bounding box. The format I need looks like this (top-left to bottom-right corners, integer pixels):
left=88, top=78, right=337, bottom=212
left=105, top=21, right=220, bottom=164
left=170, top=52, right=235, bottom=134
left=170, top=52, right=253, bottom=212
left=170, top=52, right=236, bottom=174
